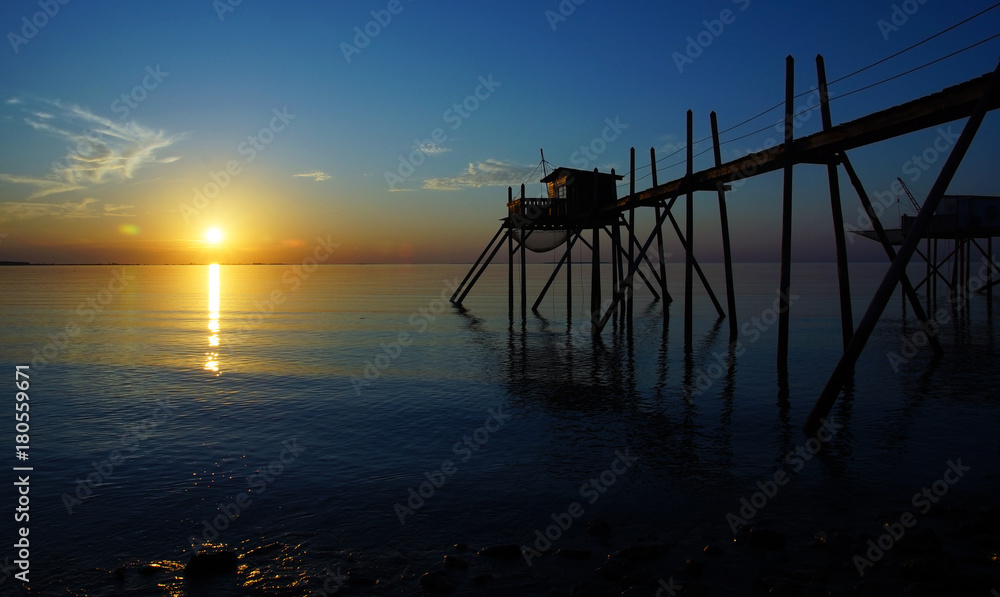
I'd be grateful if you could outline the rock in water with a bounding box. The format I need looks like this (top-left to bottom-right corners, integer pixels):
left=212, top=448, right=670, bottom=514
left=185, top=551, right=239, bottom=579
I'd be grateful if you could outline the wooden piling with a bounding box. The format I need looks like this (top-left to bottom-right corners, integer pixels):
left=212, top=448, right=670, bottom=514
left=927, top=239, right=941, bottom=311
left=619, top=218, right=665, bottom=296
left=520, top=184, right=527, bottom=318
left=534, top=232, right=581, bottom=312
left=966, top=239, right=972, bottom=297
left=710, top=111, right=738, bottom=342
left=508, top=186, right=514, bottom=315
left=817, top=55, right=854, bottom=351
left=566, top=227, right=573, bottom=315
left=685, top=110, right=694, bottom=352
left=628, top=148, right=636, bottom=330
left=612, top=220, right=661, bottom=300
left=926, top=238, right=932, bottom=308
left=777, top=55, right=795, bottom=366
left=610, top=171, right=620, bottom=312
left=651, top=147, right=669, bottom=302
left=989, top=236, right=994, bottom=304
left=596, top=204, right=674, bottom=333
left=591, top=168, right=602, bottom=332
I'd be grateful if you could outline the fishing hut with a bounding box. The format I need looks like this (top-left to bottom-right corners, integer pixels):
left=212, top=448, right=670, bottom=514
left=854, top=193, right=1000, bottom=305
left=452, top=163, right=674, bottom=324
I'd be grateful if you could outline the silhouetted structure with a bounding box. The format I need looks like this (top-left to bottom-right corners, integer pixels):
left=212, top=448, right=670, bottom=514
left=450, top=55, right=1000, bottom=438
left=855, top=194, right=1000, bottom=312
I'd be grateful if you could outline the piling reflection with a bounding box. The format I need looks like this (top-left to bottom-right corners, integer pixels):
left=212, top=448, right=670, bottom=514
left=452, top=297, right=883, bottom=489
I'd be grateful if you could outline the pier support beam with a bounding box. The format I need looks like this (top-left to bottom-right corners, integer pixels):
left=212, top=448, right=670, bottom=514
left=817, top=55, right=854, bottom=352
left=508, top=221, right=514, bottom=315
left=651, top=148, right=670, bottom=303
left=710, top=111, right=738, bottom=342
left=615, top=217, right=667, bottom=296
left=989, top=236, right=994, bottom=305
left=533, top=231, right=582, bottom=312
left=608, top=222, right=660, bottom=300
left=520, top=185, right=527, bottom=318
left=777, top=55, right=795, bottom=366
left=840, top=155, right=943, bottom=356
left=451, top=223, right=508, bottom=305
left=806, top=59, right=1000, bottom=437
left=628, top=148, right=636, bottom=332
left=685, top=110, right=694, bottom=352
left=590, top=168, right=602, bottom=333
left=665, top=210, right=726, bottom=319
left=597, top=204, right=675, bottom=334
left=566, top=226, right=573, bottom=314
left=611, top=218, right=620, bottom=311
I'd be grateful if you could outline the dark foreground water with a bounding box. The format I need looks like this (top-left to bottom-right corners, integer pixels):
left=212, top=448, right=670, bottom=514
left=0, top=263, right=998, bottom=595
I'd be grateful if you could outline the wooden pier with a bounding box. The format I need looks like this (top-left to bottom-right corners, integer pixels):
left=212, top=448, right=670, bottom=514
left=450, top=54, right=1000, bottom=438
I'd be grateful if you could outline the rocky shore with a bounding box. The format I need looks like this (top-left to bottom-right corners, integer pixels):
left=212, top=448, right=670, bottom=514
left=42, top=496, right=999, bottom=597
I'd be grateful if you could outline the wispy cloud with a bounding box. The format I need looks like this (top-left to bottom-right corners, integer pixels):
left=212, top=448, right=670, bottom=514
left=1, top=97, right=183, bottom=199
left=414, top=142, right=450, bottom=155
left=0, top=197, right=100, bottom=222
left=102, top=203, right=135, bottom=217
left=0, top=174, right=85, bottom=200
left=293, top=170, right=332, bottom=182
left=656, top=134, right=685, bottom=158
left=423, top=159, right=537, bottom=191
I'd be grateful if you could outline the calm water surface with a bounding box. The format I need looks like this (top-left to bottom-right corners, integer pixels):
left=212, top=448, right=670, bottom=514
left=0, top=263, right=998, bottom=595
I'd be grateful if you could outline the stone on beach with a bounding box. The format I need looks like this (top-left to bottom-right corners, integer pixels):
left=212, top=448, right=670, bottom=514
left=185, top=550, right=239, bottom=579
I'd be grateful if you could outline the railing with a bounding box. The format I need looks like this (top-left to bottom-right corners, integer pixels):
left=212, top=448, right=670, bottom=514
left=506, top=197, right=569, bottom=218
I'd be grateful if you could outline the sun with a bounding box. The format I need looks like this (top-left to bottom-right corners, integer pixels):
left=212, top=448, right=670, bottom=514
left=205, top=228, right=224, bottom=244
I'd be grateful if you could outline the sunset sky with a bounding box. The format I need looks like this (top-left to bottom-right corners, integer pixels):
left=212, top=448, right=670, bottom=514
left=1, top=0, right=998, bottom=264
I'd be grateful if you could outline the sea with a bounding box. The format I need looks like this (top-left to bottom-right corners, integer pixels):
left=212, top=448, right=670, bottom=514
left=0, top=262, right=998, bottom=596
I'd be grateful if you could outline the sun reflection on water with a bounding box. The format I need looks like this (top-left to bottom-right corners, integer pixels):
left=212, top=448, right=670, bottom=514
left=205, top=263, right=221, bottom=375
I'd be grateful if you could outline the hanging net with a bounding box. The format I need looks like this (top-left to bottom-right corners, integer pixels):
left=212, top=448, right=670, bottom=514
left=512, top=229, right=569, bottom=253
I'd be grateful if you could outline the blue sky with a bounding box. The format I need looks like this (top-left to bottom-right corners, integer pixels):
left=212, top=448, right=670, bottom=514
left=1, top=0, right=998, bottom=263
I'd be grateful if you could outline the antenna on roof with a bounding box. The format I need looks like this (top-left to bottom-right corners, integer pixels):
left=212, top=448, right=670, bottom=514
left=540, top=148, right=548, bottom=178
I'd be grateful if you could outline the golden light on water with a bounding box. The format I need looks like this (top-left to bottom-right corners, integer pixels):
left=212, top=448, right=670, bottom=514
left=205, top=263, right=221, bottom=375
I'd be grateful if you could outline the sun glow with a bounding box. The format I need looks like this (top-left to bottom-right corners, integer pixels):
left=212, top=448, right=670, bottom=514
left=205, top=228, right=224, bottom=244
